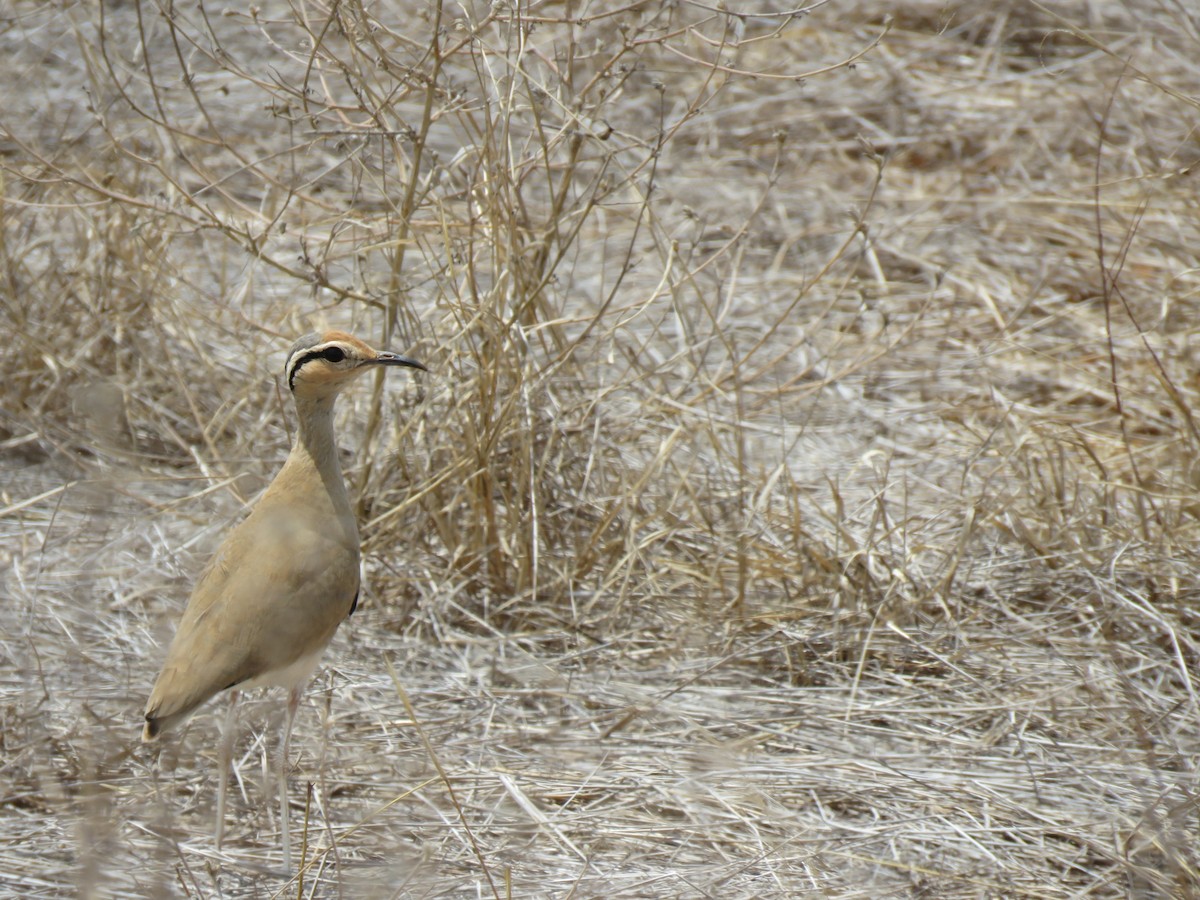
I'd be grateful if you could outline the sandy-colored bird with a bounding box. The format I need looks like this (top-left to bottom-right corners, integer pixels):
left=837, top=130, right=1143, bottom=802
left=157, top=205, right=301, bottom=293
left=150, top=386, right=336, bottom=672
left=143, top=330, right=424, bottom=867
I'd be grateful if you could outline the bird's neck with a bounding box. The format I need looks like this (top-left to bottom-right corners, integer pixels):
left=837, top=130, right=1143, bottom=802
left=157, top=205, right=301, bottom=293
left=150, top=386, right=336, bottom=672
left=279, top=395, right=353, bottom=516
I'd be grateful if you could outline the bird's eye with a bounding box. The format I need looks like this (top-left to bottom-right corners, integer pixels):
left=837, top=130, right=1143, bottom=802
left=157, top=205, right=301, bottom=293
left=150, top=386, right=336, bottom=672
left=321, top=346, right=346, bottom=363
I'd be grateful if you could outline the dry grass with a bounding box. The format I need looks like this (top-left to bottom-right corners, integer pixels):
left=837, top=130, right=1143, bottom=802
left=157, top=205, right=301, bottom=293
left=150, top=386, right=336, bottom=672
left=2, top=0, right=1200, bottom=896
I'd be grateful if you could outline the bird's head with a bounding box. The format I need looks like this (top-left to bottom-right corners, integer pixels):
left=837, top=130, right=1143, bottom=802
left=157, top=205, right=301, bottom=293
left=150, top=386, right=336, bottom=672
left=285, top=331, right=425, bottom=402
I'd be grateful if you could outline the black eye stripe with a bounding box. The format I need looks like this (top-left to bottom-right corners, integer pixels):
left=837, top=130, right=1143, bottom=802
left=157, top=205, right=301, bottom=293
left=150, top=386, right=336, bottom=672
left=287, top=344, right=349, bottom=390
left=288, top=350, right=320, bottom=391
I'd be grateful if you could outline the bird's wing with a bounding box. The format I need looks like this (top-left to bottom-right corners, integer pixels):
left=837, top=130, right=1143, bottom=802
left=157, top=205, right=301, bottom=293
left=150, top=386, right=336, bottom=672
left=144, top=503, right=359, bottom=733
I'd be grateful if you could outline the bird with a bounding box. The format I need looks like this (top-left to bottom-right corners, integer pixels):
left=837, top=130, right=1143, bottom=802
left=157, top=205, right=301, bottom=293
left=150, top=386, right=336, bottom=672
left=143, top=330, right=425, bottom=868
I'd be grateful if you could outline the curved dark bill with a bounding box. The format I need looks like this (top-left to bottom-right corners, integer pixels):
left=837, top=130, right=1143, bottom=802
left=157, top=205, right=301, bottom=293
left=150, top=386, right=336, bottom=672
left=370, top=351, right=427, bottom=372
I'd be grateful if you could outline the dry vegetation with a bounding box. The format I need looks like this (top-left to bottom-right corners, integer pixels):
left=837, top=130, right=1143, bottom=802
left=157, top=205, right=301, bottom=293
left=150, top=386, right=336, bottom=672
left=2, top=0, right=1200, bottom=896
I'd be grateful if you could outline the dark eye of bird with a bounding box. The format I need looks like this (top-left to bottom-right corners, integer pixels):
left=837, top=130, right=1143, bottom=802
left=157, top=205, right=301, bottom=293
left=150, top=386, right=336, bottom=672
left=322, top=346, right=346, bottom=363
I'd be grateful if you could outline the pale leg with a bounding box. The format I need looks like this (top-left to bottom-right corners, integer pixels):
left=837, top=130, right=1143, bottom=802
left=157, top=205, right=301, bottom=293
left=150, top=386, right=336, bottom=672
left=216, top=690, right=239, bottom=850
left=280, top=684, right=302, bottom=870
